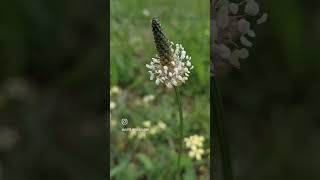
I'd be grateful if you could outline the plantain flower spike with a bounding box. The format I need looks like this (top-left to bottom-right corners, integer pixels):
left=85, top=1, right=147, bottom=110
left=146, top=18, right=193, bottom=88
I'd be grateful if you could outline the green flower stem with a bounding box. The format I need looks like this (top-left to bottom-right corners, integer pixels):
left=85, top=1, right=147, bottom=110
left=212, top=76, right=233, bottom=180
left=174, top=86, right=184, bottom=180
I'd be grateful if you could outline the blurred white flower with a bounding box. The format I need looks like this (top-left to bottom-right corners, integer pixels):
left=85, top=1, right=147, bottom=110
left=142, top=94, right=155, bottom=104
left=244, top=0, right=260, bottom=16
left=211, top=0, right=268, bottom=75
left=149, top=126, right=159, bottom=135
left=110, top=86, right=121, bottom=95
left=110, top=101, right=116, bottom=110
left=228, top=3, right=239, bottom=14
left=143, top=120, right=152, bottom=128
left=148, top=121, right=167, bottom=135
left=248, top=30, right=256, bottom=37
left=238, top=18, right=251, bottom=34
left=185, top=134, right=206, bottom=161
left=128, top=130, right=137, bottom=139
left=215, top=44, right=231, bottom=59
left=257, top=13, right=268, bottom=24
left=237, top=48, right=249, bottom=59
left=188, top=147, right=205, bottom=161
left=137, top=131, right=147, bottom=140
left=127, top=120, right=167, bottom=139
left=184, top=135, right=205, bottom=149
left=240, top=36, right=253, bottom=47
left=157, top=121, right=167, bottom=130
left=142, top=8, right=150, bottom=17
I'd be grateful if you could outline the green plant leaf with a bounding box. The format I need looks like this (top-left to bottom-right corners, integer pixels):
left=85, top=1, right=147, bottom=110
left=137, top=153, right=153, bottom=170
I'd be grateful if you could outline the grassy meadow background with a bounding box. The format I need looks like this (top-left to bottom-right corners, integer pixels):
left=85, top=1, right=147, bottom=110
left=110, top=0, right=210, bottom=179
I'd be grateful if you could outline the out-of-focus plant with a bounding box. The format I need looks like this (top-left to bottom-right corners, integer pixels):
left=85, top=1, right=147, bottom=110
left=211, top=0, right=268, bottom=76
left=211, top=0, right=268, bottom=180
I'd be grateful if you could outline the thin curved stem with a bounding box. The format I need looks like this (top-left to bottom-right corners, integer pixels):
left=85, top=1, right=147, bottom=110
left=174, top=86, right=184, bottom=180
left=212, top=76, right=233, bottom=180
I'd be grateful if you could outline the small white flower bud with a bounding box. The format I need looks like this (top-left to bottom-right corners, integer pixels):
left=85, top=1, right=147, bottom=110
left=166, top=83, right=173, bottom=88
left=238, top=18, right=251, bottom=34
left=240, top=36, right=253, bottom=47
left=245, top=0, right=260, bottom=16
left=216, top=44, right=231, bottom=59
left=229, top=3, right=239, bottom=14
left=248, top=30, right=256, bottom=37
left=257, top=13, right=268, bottom=24
left=155, top=79, right=160, bottom=85
left=171, top=79, right=178, bottom=86
left=181, top=51, right=186, bottom=59
left=238, top=48, right=249, bottom=59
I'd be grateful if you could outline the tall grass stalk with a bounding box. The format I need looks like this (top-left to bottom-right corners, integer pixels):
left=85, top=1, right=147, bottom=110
left=174, top=86, right=184, bottom=180
left=212, top=76, right=233, bottom=180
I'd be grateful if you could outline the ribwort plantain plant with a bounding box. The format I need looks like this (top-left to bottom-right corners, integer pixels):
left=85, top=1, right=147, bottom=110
left=211, top=0, right=268, bottom=179
left=146, top=18, right=194, bottom=179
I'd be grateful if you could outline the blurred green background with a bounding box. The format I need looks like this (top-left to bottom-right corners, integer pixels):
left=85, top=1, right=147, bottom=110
left=110, top=0, right=210, bottom=179
left=0, top=0, right=107, bottom=179
left=216, top=0, right=320, bottom=179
